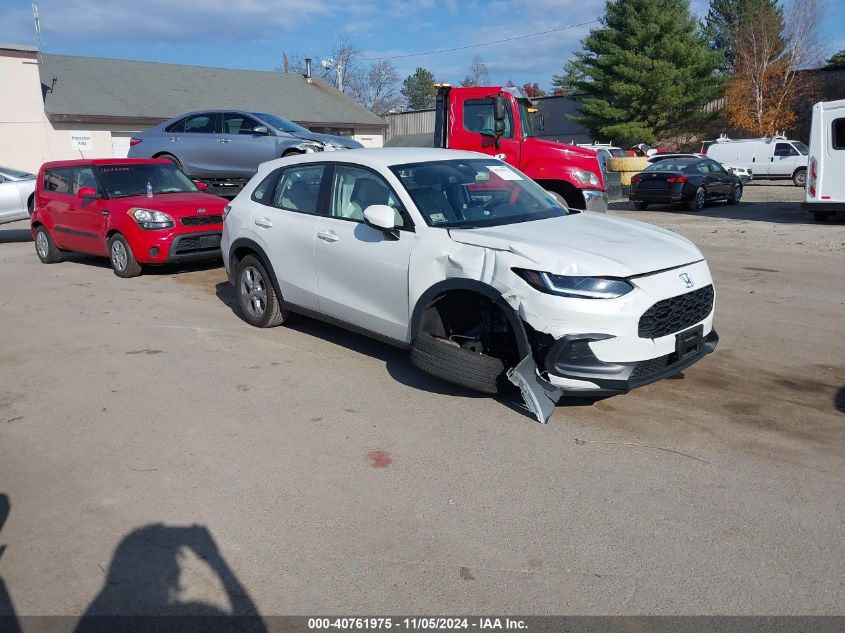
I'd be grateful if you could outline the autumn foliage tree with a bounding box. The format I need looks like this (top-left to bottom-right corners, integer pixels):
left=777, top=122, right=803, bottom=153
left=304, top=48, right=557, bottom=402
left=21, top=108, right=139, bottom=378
left=724, top=0, right=823, bottom=136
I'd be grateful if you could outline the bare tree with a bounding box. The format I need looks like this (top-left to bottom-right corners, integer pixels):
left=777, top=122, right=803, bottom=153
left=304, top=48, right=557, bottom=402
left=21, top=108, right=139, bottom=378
left=460, top=55, right=490, bottom=87
left=726, top=0, right=824, bottom=135
left=280, top=37, right=363, bottom=94
left=347, top=59, right=404, bottom=115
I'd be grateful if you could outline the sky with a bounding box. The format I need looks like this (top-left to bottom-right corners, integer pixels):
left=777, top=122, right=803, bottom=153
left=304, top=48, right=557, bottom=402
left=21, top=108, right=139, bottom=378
left=2, top=0, right=843, bottom=91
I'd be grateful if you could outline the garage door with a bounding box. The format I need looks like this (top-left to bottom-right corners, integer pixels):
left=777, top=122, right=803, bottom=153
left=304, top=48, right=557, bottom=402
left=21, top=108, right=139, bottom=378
left=111, top=135, right=132, bottom=158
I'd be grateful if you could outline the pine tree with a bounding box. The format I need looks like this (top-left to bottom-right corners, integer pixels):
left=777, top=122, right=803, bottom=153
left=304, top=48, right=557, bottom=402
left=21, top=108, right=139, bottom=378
left=555, top=0, right=722, bottom=145
left=704, top=0, right=783, bottom=72
left=401, top=68, right=437, bottom=110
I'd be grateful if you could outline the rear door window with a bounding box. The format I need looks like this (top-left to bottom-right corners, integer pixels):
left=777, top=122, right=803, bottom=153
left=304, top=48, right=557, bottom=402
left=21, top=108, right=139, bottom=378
left=833, top=118, right=845, bottom=150
left=183, top=113, right=219, bottom=134
left=272, top=165, right=325, bottom=214
left=43, top=168, right=73, bottom=194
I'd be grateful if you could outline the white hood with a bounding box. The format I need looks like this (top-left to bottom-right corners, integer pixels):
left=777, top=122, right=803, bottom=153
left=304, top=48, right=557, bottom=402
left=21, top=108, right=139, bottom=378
left=447, top=213, right=703, bottom=278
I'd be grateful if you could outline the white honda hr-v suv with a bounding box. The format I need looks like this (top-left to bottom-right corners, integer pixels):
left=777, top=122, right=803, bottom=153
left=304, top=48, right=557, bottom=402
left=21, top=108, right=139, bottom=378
left=222, top=148, right=717, bottom=422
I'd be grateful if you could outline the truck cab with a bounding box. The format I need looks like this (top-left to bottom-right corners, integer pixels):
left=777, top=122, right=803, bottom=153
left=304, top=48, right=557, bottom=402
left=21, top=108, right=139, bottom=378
left=402, top=85, right=608, bottom=212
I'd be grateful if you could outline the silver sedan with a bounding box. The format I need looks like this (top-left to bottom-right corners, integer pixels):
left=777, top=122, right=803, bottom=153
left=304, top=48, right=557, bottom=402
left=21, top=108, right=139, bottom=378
left=0, top=166, right=37, bottom=226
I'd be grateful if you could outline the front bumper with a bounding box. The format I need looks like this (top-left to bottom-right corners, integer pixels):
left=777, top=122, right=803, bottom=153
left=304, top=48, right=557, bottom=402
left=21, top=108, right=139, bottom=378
left=583, top=189, right=609, bottom=213
left=545, top=329, right=718, bottom=394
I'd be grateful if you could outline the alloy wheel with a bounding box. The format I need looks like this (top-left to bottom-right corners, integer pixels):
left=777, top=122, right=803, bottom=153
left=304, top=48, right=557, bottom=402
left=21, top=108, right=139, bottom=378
left=35, top=231, right=49, bottom=258
left=695, top=189, right=705, bottom=210
left=111, top=240, right=128, bottom=272
left=241, top=266, right=268, bottom=319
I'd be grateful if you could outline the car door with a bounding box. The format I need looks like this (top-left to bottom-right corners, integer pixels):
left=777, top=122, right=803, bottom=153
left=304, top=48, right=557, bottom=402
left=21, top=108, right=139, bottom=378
left=219, top=113, right=277, bottom=178
left=0, top=176, right=24, bottom=223
left=694, top=161, right=720, bottom=198
left=705, top=160, right=732, bottom=196
left=174, top=112, right=221, bottom=177
left=41, top=167, right=76, bottom=249
left=770, top=142, right=799, bottom=176
left=252, top=163, right=325, bottom=310
left=66, top=166, right=108, bottom=255
left=314, top=164, right=416, bottom=342
left=460, top=98, right=521, bottom=168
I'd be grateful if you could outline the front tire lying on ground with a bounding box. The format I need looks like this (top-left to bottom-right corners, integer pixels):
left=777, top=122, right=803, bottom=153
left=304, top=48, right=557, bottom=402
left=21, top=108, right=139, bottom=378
left=236, top=255, right=287, bottom=328
left=34, top=225, right=61, bottom=263
left=108, top=233, right=142, bottom=278
left=411, top=332, right=504, bottom=395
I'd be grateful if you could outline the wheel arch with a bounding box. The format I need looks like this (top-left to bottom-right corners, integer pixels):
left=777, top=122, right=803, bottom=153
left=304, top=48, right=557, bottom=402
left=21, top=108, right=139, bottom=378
left=535, top=179, right=584, bottom=210
left=409, top=278, right=531, bottom=358
left=228, top=237, right=284, bottom=300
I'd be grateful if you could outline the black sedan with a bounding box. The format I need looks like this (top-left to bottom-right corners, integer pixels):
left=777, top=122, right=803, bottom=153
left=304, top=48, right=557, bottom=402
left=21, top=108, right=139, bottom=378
left=629, top=157, right=743, bottom=211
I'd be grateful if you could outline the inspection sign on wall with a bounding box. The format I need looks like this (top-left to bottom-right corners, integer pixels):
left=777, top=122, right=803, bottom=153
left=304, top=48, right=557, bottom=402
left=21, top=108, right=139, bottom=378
left=69, top=131, right=93, bottom=150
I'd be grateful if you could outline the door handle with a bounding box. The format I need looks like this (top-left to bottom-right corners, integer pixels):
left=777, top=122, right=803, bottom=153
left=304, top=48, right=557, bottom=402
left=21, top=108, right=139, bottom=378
left=254, top=217, right=274, bottom=228
left=101, top=210, right=109, bottom=216
left=170, top=137, right=179, bottom=142
left=317, top=230, right=339, bottom=243
left=218, top=138, right=230, bottom=144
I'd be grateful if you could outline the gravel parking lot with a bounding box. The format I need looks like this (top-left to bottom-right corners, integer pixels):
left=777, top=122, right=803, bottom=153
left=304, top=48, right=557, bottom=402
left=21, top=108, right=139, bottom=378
left=0, top=183, right=843, bottom=617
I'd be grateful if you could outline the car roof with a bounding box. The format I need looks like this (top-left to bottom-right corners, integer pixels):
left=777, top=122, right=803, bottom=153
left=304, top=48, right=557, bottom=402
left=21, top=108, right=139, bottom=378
left=40, top=158, right=170, bottom=169
left=262, top=148, right=493, bottom=171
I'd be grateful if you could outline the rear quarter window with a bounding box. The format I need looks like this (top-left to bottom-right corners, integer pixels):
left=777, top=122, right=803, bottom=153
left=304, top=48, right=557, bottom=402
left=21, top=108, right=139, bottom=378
left=43, top=168, right=73, bottom=194
left=833, top=118, right=845, bottom=150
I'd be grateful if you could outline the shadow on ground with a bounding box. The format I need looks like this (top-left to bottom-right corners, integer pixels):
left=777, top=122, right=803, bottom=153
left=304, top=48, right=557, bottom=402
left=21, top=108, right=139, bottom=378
left=0, top=229, right=31, bottom=244
left=214, top=282, right=610, bottom=419
left=55, top=252, right=224, bottom=276
left=74, top=524, right=267, bottom=632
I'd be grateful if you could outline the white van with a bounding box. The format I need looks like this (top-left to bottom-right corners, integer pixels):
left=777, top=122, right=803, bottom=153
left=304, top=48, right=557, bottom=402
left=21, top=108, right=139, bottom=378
left=803, top=99, right=845, bottom=221
left=704, top=135, right=809, bottom=186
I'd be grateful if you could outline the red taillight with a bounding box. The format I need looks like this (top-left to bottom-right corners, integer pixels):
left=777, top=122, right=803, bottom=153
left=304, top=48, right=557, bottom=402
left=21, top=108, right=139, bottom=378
left=667, top=176, right=688, bottom=183
left=129, top=137, right=142, bottom=146
left=808, top=158, right=817, bottom=197
left=631, top=175, right=641, bottom=183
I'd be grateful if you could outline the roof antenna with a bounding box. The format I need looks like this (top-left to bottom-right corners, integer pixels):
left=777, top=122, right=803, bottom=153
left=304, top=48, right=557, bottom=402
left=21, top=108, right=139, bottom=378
left=32, top=3, right=42, bottom=63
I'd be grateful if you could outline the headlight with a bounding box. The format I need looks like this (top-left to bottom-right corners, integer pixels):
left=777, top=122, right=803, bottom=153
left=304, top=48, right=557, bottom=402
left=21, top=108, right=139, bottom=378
left=572, top=169, right=600, bottom=187
left=514, top=269, right=634, bottom=299
left=130, top=208, right=174, bottom=230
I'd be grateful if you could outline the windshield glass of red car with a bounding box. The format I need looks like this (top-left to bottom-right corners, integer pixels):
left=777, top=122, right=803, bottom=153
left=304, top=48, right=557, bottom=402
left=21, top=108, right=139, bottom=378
left=97, top=164, right=199, bottom=198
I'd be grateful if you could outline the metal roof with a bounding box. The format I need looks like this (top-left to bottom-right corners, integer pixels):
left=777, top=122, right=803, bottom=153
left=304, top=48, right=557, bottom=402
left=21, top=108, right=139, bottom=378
left=39, top=54, right=385, bottom=128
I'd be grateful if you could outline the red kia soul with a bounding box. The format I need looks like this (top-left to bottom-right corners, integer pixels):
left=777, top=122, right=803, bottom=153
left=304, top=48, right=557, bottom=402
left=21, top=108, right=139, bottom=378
left=31, top=158, right=227, bottom=277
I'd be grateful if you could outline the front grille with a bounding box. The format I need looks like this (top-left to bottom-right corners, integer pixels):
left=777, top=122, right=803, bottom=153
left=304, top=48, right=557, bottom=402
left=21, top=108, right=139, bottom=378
left=174, top=232, right=221, bottom=255
left=638, top=285, right=714, bottom=338
left=630, top=352, right=677, bottom=381
left=181, top=214, right=223, bottom=226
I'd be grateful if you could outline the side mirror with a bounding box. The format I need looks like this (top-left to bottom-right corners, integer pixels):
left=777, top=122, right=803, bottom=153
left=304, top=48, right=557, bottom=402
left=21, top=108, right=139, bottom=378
left=363, top=204, right=399, bottom=240
left=193, top=180, right=208, bottom=191
left=77, top=187, right=97, bottom=199
left=252, top=126, right=270, bottom=135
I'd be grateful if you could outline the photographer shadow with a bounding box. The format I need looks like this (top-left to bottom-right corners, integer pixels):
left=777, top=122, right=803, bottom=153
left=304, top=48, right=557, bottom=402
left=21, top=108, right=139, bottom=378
left=75, top=523, right=266, bottom=633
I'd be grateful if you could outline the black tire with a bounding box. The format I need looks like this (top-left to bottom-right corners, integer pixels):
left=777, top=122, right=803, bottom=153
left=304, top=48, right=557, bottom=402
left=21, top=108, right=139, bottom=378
left=689, top=187, right=706, bottom=212
left=282, top=149, right=305, bottom=158
left=107, top=233, right=142, bottom=278
left=793, top=168, right=807, bottom=188
left=34, top=225, right=61, bottom=264
left=633, top=200, right=648, bottom=210
left=235, top=255, right=286, bottom=327
left=156, top=153, right=185, bottom=173
left=813, top=211, right=833, bottom=222
left=411, top=332, right=505, bottom=395
left=727, top=183, right=742, bottom=205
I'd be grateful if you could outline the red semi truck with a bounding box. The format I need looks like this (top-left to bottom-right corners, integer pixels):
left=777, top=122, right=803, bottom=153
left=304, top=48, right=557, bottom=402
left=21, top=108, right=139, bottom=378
left=388, top=85, right=608, bottom=212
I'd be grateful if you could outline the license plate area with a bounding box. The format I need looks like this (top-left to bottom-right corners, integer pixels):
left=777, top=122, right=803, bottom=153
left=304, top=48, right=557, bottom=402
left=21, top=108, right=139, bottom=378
left=676, top=325, right=704, bottom=360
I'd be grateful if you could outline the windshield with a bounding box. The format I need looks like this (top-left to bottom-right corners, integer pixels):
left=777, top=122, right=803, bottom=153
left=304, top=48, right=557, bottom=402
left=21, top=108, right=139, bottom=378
left=97, top=163, right=199, bottom=198
left=517, top=99, right=536, bottom=138
left=389, top=159, right=567, bottom=229
left=791, top=141, right=809, bottom=155
left=0, top=166, right=35, bottom=179
left=644, top=158, right=696, bottom=172
left=252, top=113, right=310, bottom=135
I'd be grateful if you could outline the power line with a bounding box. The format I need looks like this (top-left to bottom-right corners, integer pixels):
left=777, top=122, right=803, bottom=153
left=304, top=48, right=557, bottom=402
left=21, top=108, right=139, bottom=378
left=359, top=18, right=600, bottom=62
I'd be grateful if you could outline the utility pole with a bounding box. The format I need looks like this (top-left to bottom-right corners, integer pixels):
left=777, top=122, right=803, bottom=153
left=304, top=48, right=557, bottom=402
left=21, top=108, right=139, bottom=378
left=32, top=3, right=42, bottom=63
left=337, top=60, right=344, bottom=93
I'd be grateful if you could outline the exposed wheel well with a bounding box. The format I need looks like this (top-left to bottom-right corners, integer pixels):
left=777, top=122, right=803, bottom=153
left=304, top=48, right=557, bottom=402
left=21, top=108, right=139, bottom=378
left=27, top=193, right=34, bottom=214
left=417, top=290, right=520, bottom=366
left=536, top=179, right=584, bottom=210
left=282, top=148, right=305, bottom=158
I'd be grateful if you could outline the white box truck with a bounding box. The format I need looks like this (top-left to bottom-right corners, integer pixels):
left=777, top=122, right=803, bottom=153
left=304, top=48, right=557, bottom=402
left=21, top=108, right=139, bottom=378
left=704, top=135, right=809, bottom=186
left=803, top=99, right=845, bottom=221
